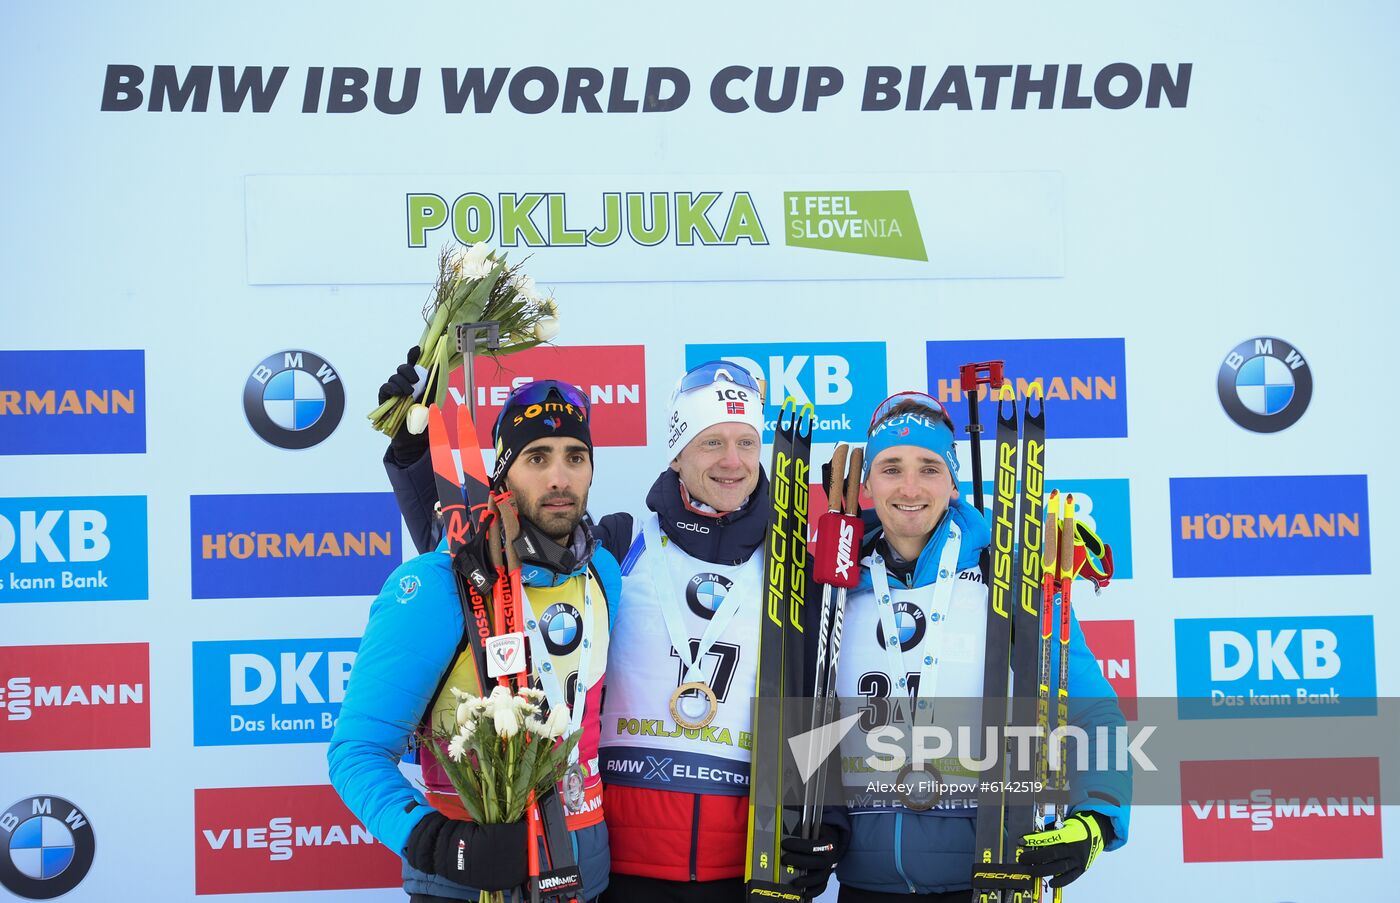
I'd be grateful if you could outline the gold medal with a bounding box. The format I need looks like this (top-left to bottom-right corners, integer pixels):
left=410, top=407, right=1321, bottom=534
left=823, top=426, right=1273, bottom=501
left=669, top=681, right=719, bottom=730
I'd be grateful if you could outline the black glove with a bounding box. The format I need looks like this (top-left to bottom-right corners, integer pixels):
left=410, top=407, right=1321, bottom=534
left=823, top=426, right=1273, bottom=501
left=452, top=528, right=498, bottom=597
left=780, top=823, right=846, bottom=898
left=381, top=346, right=429, bottom=465
left=404, top=811, right=528, bottom=891
left=1019, top=811, right=1109, bottom=889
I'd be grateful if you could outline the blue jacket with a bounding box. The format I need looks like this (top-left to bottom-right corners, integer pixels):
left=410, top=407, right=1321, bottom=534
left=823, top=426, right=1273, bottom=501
left=327, top=540, right=622, bottom=900
left=831, top=497, right=1132, bottom=895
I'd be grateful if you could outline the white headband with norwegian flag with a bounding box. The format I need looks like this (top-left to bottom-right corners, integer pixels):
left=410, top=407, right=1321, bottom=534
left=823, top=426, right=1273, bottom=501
left=665, top=371, right=766, bottom=453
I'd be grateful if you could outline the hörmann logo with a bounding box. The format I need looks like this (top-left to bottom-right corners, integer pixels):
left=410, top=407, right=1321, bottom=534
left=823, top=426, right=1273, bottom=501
left=194, top=785, right=400, bottom=894
left=1175, top=616, right=1376, bottom=719
left=443, top=344, right=647, bottom=447
left=193, top=639, right=358, bottom=746
left=0, top=349, right=146, bottom=455
left=1168, top=475, right=1370, bottom=578
left=685, top=342, right=887, bottom=442
left=190, top=493, right=401, bottom=599
left=926, top=338, right=1128, bottom=439
left=1180, top=758, right=1382, bottom=862
left=0, top=643, right=150, bottom=752
left=0, top=496, right=149, bottom=604
left=408, top=191, right=768, bottom=249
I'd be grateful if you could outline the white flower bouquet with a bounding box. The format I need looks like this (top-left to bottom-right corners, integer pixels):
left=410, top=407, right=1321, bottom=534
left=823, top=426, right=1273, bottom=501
left=368, top=243, right=560, bottom=438
left=423, top=683, right=578, bottom=826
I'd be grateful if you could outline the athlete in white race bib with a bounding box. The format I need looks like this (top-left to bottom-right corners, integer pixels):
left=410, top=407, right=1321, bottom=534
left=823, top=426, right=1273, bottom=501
left=823, top=393, right=1132, bottom=902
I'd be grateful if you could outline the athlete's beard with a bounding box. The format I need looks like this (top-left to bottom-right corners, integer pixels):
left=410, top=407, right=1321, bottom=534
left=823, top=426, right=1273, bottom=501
left=517, top=490, right=587, bottom=544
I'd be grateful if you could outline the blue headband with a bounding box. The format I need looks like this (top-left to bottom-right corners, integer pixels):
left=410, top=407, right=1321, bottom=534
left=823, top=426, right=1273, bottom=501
left=863, top=412, right=960, bottom=481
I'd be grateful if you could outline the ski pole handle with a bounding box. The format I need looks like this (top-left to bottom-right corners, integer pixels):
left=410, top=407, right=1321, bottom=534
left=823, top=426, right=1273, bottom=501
left=958, top=361, right=1006, bottom=394
left=826, top=444, right=849, bottom=512
left=486, top=495, right=504, bottom=570
left=844, top=447, right=864, bottom=516
left=1057, top=495, right=1075, bottom=584
left=496, top=492, right=523, bottom=572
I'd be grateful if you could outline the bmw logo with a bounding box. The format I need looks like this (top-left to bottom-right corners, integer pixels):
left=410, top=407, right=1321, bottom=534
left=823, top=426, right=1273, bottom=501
left=539, top=603, right=583, bottom=655
left=876, top=601, right=927, bottom=653
left=1217, top=337, right=1312, bottom=433
left=0, top=796, right=95, bottom=900
left=686, top=573, right=734, bottom=620
left=243, top=350, right=345, bottom=449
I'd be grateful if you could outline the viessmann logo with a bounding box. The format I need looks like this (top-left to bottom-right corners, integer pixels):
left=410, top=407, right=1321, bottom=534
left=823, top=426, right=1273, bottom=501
left=189, top=493, right=401, bottom=599
left=0, top=643, right=149, bottom=752
left=0, top=349, right=146, bottom=455
left=926, top=338, right=1128, bottom=439
left=445, top=344, right=647, bottom=447
left=1168, top=475, right=1370, bottom=578
left=193, top=638, right=357, bottom=746
left=1180, top=758, right=1382, bottom=862
left=194, top=785, right=400, bottom=894
left=0, top=496, right=149, bottom=603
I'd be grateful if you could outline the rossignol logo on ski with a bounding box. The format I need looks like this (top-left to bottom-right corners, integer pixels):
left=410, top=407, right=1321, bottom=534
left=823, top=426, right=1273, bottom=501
left=1217, top=336, right=1312, bottom=433
left=1168, top=475, right=1370, bottom=578
left=485, top=633, right=526, bottom=677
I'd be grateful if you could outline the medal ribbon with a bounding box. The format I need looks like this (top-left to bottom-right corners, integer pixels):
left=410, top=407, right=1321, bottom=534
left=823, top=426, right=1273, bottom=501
left=522, top=574, right=594, bottom=766
left=642, top=515, right=760, bottom=690
left=869, top=521, right=962, bottom=727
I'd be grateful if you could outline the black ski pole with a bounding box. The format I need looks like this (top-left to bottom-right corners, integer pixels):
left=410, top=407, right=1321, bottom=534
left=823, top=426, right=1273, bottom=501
left=958, top=361, right=1006, bottom=511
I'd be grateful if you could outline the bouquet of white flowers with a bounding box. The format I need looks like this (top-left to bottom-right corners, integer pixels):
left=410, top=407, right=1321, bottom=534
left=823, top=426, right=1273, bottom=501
left=421, top=684, right=578, bottom=902
left=368, top=243, right=560, bottom=439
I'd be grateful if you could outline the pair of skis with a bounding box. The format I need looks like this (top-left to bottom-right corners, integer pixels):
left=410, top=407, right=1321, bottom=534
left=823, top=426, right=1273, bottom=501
left=745, top=398, right=815, bottom=901
left=965, top=363, right=1048, bottom=903
left=426, top=403, right=582, bottom=903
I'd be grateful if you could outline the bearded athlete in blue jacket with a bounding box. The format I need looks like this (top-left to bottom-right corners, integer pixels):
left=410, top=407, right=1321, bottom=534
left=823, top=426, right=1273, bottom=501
left=330, top=382, right=621, bottom=902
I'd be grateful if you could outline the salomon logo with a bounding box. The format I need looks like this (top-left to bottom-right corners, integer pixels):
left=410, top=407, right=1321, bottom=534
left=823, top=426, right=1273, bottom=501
left=675, top=521, right=711, bottom=534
